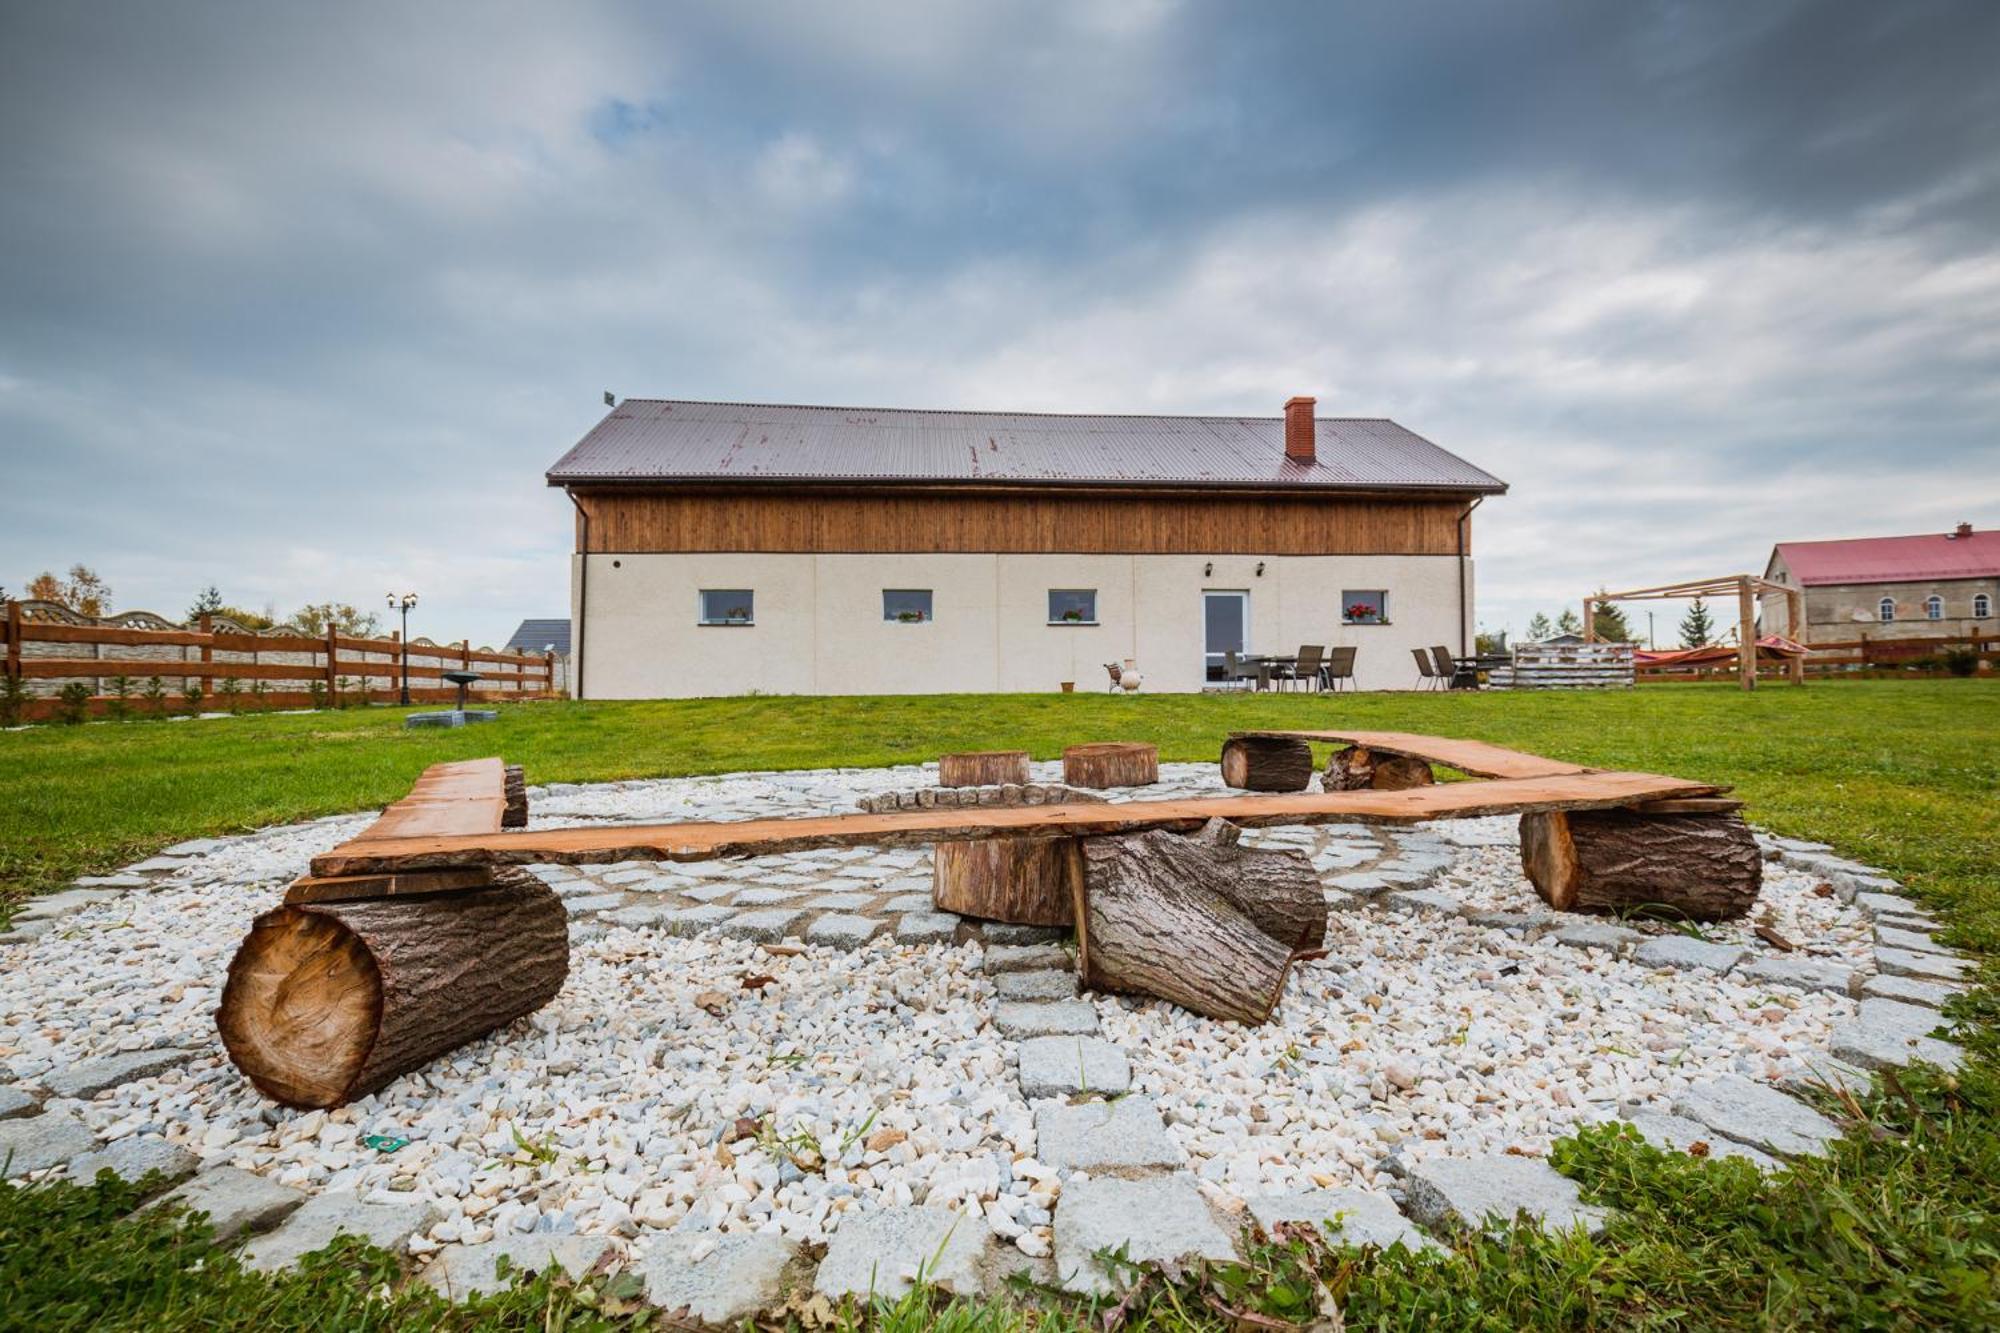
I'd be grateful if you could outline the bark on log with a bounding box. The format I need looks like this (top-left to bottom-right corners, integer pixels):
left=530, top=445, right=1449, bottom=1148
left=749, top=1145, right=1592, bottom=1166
left=934, top=836, right=1077, bottom=926
left=217, top=868, right=569, bottom=1109
left=1323, top=745, right=1436, bottom=792
left=503, top=764, right=528, bottom=829
left=1519, top=808, right=1762, bottom=921
left=1220, top=736, right=1315, bottom=792
left=938, top=750, right=1031, bottom=788
left=1072, top=828, right=1326, bottom=1025
left=1063, top=742, right=1160, bottom=789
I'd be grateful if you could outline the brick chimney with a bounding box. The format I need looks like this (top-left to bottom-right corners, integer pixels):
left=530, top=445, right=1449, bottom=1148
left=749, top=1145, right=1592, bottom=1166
left=1284, top=395, right=1317, bottom=463
left=1953, top=521, right=1974, bottom=539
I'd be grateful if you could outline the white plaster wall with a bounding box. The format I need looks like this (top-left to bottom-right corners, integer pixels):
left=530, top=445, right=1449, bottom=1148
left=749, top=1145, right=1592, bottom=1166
left=573, top=552, right=1473, bottom=697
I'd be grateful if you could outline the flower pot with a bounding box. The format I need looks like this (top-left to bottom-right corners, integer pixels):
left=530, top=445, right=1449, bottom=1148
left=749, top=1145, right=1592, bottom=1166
left=1060, top=681, right=1075, bottom=692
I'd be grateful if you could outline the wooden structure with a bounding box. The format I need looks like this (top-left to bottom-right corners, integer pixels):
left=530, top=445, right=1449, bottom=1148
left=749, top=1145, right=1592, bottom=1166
left=1, top=599, right=555, bottom=720
left=1490, top=641, right=1635, bottom=691
left=1582, top=575, right=1802, bottom=691
left=217, top=733, right=1756, bottom=1103
left=938, top=751, right=1031, bottom=787
left=1218, top=735, right=1316, bottom=791
left=220, top=760, right=569, bottom=1109
left=1062, top=742, right=1159, bottom=789
left=1520, top=806, right=1760, bottom=921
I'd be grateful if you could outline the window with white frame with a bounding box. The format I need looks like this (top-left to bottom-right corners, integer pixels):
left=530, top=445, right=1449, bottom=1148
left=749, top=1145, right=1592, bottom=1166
left=698, top=589, right=755, bottom=625
left=883, top=589, right=933, bottom=623
left=1047, top=589, right=1097, bottom=624
left=1878, top=597, right=1896, bottom=622
left=1926, top=595, right=1944, bottom=620
left=1976, top=594, right=1992, bottom=619
left=1341, top=590, right=1388, bottom=624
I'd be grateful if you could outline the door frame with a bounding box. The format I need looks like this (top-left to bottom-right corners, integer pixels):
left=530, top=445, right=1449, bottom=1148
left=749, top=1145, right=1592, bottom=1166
left=1202, top=589, right=1250, bottom=684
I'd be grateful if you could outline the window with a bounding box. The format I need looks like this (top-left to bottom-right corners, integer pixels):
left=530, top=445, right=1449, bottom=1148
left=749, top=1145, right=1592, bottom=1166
left=1878, top=597, right=1896, bottom=622
left=1976, top=594, right=1992, bottom=619
left=883, top=589, right=933, bottom=623
left=698, top=589, right=754, bottom=625
left=1342, top=590, right=1389, bottom=624
left=1047, top=589, right=1098, bottom=624
left=1925, top=595, right=1944, bottom=621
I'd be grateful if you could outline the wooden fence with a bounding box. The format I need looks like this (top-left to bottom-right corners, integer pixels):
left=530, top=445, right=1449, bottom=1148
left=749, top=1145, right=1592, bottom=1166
left=2, top=600, right=556, bottom=721
left=1635, top=630, right=1996, bottom=682
left=1488, top=641, right=1635, bottom=691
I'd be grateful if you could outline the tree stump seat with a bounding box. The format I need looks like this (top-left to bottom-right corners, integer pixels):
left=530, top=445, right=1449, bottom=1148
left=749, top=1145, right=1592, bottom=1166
left=919, top=784, right=1105, bottom=926
left=1062, top=741, right=1160, bottom=789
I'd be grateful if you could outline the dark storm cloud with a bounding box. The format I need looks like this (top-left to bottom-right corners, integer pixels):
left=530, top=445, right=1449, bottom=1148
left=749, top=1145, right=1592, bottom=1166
left=2, top=1, right=1996, bottom=643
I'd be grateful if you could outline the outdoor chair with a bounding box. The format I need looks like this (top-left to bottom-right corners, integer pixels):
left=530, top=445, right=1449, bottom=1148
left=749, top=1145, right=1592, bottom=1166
left=1102, top=662, right=1124, bottom=692
left=1222, top=650, right=1260, bottom=691
left=1282, top=645, right=1325, bottom=692
left=1323, top=645, right=1357, bottom=692
left=1430, top=645, right=1462, bottom=689
left=1411, top=647, right=1441, bottom=690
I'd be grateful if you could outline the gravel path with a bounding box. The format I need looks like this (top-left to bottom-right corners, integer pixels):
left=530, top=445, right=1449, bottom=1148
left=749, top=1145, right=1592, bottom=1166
left=0, top=760, right=1958, bottom=1302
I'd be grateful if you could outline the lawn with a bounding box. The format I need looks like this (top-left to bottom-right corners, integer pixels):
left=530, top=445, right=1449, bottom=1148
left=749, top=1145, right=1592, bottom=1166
left=3, top=681, right=1997, bottom=1328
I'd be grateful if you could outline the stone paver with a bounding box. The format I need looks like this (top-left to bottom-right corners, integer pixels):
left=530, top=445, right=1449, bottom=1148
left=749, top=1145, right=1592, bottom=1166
left=895, top=912, right=960, bottom=944
left=426, top=1234, right=615, bottom=1299
left=679, top=884, right=736, bottom=903
left=1874, top=947, right=1971, bottom=982
left=74, top=873, right=151, bottom=889
left=1875, top=925, right=1948, bottom=955
left=984, top=943, right=1071, bottom=974
left=807, top=913, right=882, bottom=949
left=1830, top=997, right=1963, bottom=1072
left=1859, top=975, right=1963, bottom=1011
left=983, top=924, right=1067, bottom=946
left=994, top=1000, right=1098, bottom=1039
left=1633, top=936, right=1747, bottom=973
left=1402, top=1157, right=1609, bottom=1236
left=642, top=1232, right=797, bottom=1321
left=1776, top=1058, right=1873, bottom=1100
left=1329, top=872, right=1393, bottom=897
left=732, top=887, right=802, bottom=906
left=153, top=1167, right=305, bottom=1240
left=1671, top=1076, right=1841, bottom=1158
left=601, top=905, right=672, bottom=930
left=41, top=1040, right=195, bottom=1096
left=563, top=893, right=626, bottom=916
left=1054, top=1175, right=1236, bottom=1295
left=1247, top=1189, right=1440, bottom=1251
left=1383, top=889, right=1463, bottom=916
left=1468, top=908, right=1558, bottom=933
left=994, top=970, right=1077, bottom=1002
left=1017, top=1036, right=1131, bottom=1098
left=883, top=893, right=936, bottom=914
left=1035, top=1095, right=1183, bottom=1173
left=1618, top=1110, right=1778, bottom=1169
left=1553, top=921, right=1644, bottom=952
left=804, top=892, right=873, bottom=911
left=1734, top=956, right=1856, bottom=995
left=0, top=1087, right=36, bottom=1119
left=1850, top=891, right=1922, bottom=918
left=716, top=909, right=803, bottom=943
left=128, top=856, right=189, bottom=873
left=15, top=888, right=126, bottom=921
left=813, top=1204, right=994, bottom=1299
left=240, top=1191, right=439, bottom=1271
left=0, top=1109, right=98, bottom=1177
left=65, top=1136, right=200, bottom=1188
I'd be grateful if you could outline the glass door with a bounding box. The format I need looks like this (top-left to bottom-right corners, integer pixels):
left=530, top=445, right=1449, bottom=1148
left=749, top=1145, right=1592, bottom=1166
left=1203, top=591, right=1249, bottom=683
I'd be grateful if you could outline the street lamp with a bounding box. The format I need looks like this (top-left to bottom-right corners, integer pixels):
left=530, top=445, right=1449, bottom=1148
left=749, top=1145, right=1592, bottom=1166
left=386, top=592, right=418, bottom=705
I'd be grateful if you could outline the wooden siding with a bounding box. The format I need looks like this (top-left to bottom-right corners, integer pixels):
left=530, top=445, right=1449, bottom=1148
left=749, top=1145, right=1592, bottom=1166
left=572, top=489, right=1471, bottom=556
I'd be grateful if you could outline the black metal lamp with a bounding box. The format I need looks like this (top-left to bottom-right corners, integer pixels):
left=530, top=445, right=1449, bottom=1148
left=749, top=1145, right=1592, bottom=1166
left=386, top=591, right=418, bottom=705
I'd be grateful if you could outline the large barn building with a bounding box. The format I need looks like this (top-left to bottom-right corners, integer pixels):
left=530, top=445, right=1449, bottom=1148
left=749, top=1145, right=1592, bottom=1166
left=1761, top=522, right=1997, bottom=645
left=547, top=397, right=1507, bottom=697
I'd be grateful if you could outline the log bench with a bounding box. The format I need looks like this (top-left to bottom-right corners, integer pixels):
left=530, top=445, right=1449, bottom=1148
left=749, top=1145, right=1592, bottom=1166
left=217, top=736, right=1755, bottom=1106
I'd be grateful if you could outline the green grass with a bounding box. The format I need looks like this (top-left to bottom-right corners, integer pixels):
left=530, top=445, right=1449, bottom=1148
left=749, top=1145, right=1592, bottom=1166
left=3, top=681, right=1997, bottom=1328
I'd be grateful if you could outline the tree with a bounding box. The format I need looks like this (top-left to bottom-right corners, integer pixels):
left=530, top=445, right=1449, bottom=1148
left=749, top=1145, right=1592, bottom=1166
left=1555, top=608, right=1583, bottom=636
left=282, top=602, right=382, bottom=637
left=187, top=585, right=225, bottom=624
left=25, top=565, right=112, bottom=616
left=1679, top=596, right=1716, bottom=648
left=1524, top=612, right=1554, bottom=642
left=1590, top=590, right=1633, bottom=643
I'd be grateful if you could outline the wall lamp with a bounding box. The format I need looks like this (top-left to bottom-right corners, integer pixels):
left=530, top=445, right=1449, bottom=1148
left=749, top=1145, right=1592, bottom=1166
left=1203, top=562, right=1213, bottom=577
left=1255, top=562, right=1266, bottom=577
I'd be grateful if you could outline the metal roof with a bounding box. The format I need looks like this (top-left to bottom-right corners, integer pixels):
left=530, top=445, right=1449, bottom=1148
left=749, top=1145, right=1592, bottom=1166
left=504, top=618, right=571, bottom=654
left=1772, top=526, right=1998, bottom=586
left=546, top=399, right=1506, bottom=493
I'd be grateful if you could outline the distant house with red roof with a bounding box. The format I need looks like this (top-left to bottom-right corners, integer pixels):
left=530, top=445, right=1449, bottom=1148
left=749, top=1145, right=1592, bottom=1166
left=1762, top=522, right=1997, bottom=645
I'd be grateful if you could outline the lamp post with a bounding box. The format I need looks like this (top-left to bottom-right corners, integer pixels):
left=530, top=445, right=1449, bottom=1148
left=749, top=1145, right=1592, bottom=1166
left=386, top=592, right=418, bottom=705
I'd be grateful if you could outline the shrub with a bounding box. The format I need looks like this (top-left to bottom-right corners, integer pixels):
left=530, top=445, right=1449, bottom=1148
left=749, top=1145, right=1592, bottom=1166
left=106, top=675, right=135, bottom=721
left=55, top=681, right=93, bottom=725
left=306, top=679, right=326, bottom=710
left=0, top=673, right=29, bottom=727
left=249, top=679, right=268, bottom=710
left=181, top=680, right=204, bottom=715
left=1942, top=647, right=1979, bottom=678
left=141, top=675, right=168, bottom=718
left=216, top=677, right=242, bottom=712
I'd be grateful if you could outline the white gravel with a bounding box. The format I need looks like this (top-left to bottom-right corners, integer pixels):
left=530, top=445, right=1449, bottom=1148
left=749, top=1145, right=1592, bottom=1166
left=0, top=763, right=1869, bottom=1266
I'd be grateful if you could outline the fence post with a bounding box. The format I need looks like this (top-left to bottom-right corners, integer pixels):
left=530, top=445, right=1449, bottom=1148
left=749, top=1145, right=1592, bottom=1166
left=545, top=650, right=555, bottom=696
left=198, top=612, right=214, bottom=699
left=324, top=623, right=339, bottom=705
left=4, top=599, right=19, bottom=684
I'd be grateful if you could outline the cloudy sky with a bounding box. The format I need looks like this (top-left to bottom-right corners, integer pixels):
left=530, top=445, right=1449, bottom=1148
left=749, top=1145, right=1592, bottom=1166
left=4, top=0, right=1997, bottom=649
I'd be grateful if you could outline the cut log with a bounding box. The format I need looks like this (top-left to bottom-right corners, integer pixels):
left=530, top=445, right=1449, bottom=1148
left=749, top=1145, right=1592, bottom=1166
left=1063, top=742, right=1159, bottom=789
left=1519, top=808, right=1762, bottom=921
left=1324, top=745, right=1435, bottom=793
left=934, top=837, right=1077, bottom=926
left=1072, top=827, right=1326, bottom=1025
left=1220, top=736, right=1315, bottom=792
left=503, top=764, right=528, bottom=829
left=217, top=868, right=569, bottom=1109
left=938, top=750, right=1031, bottom=788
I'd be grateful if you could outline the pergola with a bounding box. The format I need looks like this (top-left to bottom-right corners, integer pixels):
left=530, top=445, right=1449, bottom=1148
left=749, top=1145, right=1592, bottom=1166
left=1584, top=574, right=1803, bottom=691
